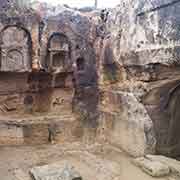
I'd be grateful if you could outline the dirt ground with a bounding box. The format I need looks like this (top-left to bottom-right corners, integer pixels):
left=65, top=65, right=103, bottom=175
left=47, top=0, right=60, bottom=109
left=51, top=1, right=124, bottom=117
left=0, top=142, right=175, bottom=180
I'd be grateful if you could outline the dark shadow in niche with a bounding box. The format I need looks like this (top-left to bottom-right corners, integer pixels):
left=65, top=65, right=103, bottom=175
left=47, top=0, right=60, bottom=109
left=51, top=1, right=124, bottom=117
left=24, top=95, right=34, bottom=105
left=24, top=95, right=34, bottom=113
left=0, top=25, right=32, bottom=71
left=52, top=52, right=65, bottom=67
left=72, top=43, right=99, bottom=131
left=27, top=72, right=53, bottom=113
left=52, top=73, right=67, bottom=88
left=154, top=82, right=180, bottom=158
left=103, top=63, right=119, bottom=83
left=102, top=40, right=119, bottom=83
left=76, top=57, right=85, bottom=71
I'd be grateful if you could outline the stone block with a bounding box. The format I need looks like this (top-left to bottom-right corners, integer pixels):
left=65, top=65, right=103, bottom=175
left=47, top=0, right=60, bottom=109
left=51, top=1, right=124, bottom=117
left=133, top=157, right=170, bottom=177
left=30, top=163, right=82, bottom=180
left=146, top=155, right=180, bottom=177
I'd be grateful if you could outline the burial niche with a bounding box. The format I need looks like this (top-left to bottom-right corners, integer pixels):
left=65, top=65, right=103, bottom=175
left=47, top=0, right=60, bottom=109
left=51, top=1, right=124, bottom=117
left=47, top=33, right=70, bottom=72
left=0, top=26, right=32, bottom=72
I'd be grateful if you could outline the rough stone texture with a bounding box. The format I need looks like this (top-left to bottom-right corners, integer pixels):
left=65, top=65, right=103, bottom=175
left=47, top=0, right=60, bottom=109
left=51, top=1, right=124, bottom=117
left=98, top=90, right=156, bottom=157
left=133, top=157, right=170, bottom=177
left=0, top=1, right=99, bottom=146
left=146, top=155, right=180, bottom=177
left=1, top=0, right=180, bottom=161
left=106, top=0, right=180, bottom=65
left=14, top=168, right=31, bottom=180
left=95, top=0, right=180, bottom=157
left=0, top=114, right=83, bottom=145
left=29, top=151, right=121, bottom=180
left=30, top=163, right=81, bottom=180
left=1, top=26, right=31, bottom=72
left=1, top=1, right=180, bottom=180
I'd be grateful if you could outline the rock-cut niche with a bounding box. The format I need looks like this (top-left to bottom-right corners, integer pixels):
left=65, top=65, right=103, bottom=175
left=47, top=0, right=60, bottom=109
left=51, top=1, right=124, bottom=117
left=156, top=85, right=180, bottom=157
left=76, top=57, right=85, bottom=71
left=47, top=33, right=70, bottom=72
left=0, top=25, right=32, bottom=72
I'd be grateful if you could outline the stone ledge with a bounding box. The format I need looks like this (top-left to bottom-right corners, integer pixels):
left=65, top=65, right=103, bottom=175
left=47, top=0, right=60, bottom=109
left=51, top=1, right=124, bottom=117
left=0, top=114, right=81, bottom=146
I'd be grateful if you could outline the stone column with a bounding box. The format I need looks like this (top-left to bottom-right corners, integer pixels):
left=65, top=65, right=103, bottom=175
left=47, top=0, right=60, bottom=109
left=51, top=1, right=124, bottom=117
left=31, top=25, right=40, bottom=71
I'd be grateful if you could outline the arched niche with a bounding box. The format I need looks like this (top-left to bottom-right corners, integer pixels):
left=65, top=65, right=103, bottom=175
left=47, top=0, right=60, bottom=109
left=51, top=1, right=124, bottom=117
left=0, top=25, right=32, bottom=72
left=47, top=33, right=70, bottom=72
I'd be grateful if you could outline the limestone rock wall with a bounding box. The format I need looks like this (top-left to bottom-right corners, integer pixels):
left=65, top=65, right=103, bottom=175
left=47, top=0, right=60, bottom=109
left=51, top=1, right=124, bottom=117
left=0, top=2, right=98, bottom=115
left=107, top=0, right=180, bottom=66
left=97, top=0, right=180, bottom=157
left=0, top=2, right=100, bottom=145
left=98, top=90, right=156, bottom=157
left=2, top=0, right=180, bottom=157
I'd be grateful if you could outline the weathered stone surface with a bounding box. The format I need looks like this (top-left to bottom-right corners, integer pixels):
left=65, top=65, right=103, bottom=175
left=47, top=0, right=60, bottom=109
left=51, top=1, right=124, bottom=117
left=1, top=25, right=31, bottom=72
left=105, top=0, right=180, bottom=65
left=77, top=151, right=121, bottom=180
left=14, top=168, right=31, bottom=180
left=133, top=157, right=170, bottom=177
left=146, top=155, right=180, bottom=177
left=94, top=0, right=180, bottom=158
left=30, top=163, right=81, bottom=180
left=0, top=0, right=99, bottom=146
left=98, top=90, right=156, bottom=157
left=2, top=0, right=180, bottom=163
left=0, top=114, right=81, bottom=146
left=30, top=152, right=121, bottom=180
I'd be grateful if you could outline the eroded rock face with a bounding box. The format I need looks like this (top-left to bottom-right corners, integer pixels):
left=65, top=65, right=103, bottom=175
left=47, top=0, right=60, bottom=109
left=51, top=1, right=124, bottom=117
left=98, top=90, right=156, bottom=156
left=106, top=0, right=180, bottom=66
left=97, top=0, right=180, bottom=157
left=1, top=0, right=180, bottom=159
left=133, top=157, right=170, bottom=177
left=0, top=2, right=99, bottom=146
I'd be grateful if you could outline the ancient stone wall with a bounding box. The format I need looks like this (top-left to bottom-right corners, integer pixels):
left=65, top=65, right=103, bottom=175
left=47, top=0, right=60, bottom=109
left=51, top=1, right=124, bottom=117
left=3, top=0, right=180, bottom=158
left=0, top=2, right=100, bottom=146
left=97, top=0, right=180, bottom=157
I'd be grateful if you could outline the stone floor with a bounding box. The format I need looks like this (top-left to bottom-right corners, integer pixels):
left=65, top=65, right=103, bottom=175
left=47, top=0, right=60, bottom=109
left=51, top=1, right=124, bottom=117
left=0, top=142, right=177, bottom=180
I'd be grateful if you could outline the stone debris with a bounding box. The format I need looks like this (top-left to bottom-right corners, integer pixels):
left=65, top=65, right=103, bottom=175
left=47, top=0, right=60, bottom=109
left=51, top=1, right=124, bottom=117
left=133, top=157, right=170, bottom=177
left=29, top=151, right=121, bottom=180
left=30, top=163, right=82, bottom=180
left=133, top=155, right=180, bottom=178
left=146, top=155, right=180, bottom=177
